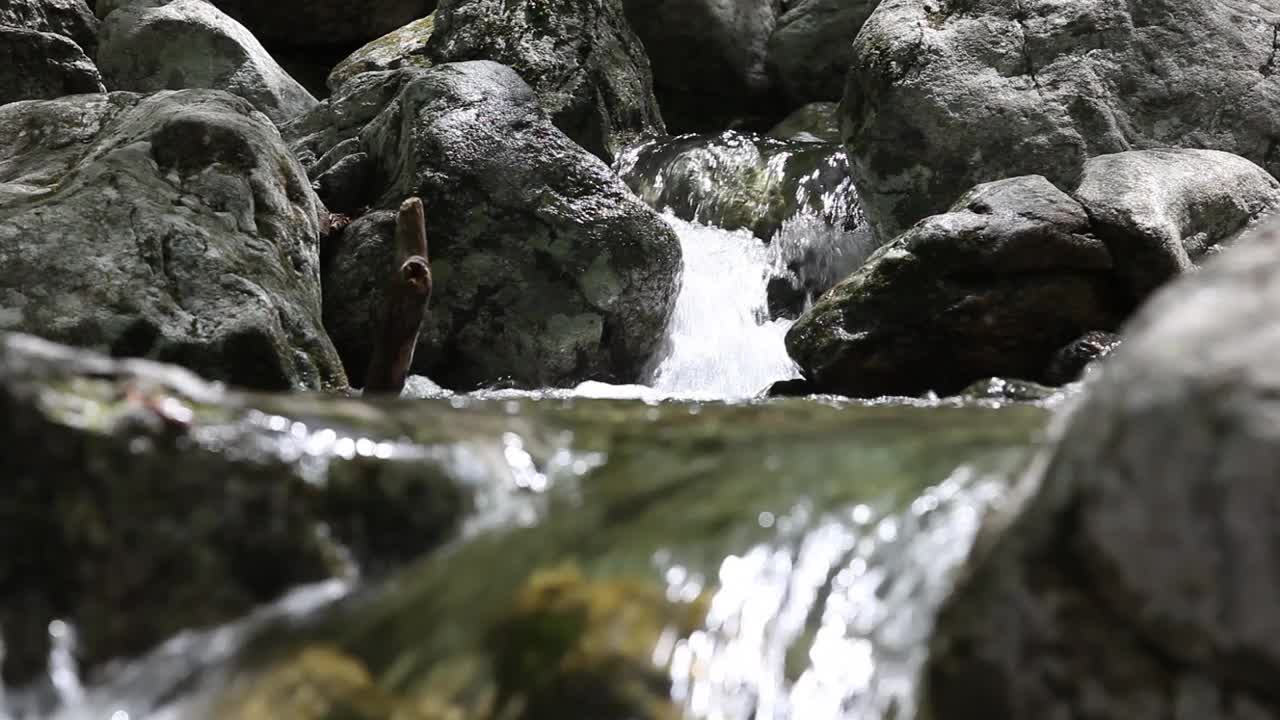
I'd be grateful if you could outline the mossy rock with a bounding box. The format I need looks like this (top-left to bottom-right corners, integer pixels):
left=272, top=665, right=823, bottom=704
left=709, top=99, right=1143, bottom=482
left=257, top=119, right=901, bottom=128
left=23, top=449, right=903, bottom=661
left=328, top=14, right=435, bottom=94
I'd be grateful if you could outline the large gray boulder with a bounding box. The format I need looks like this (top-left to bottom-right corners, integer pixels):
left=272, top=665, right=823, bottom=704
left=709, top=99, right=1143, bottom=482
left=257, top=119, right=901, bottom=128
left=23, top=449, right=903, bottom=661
left=0, top=89, right=346, bottom=391
left=786, top=175, right=1128, bottom=397
left=766, top=0, right=877, bottom=105
left=0, top=0, right=99, bottom=54
left=845, top=0, right=1280, bottom=239
left=97, top=0, right=317, bottom=125
left=926, top=216, right=1280, bottom=720
left=623, top=0, right=779, bottom=131
left=426, top=0, right=664, bottom=163
left=206, top=0, right=435, bottom=49
left=291, top=62, right=681, bottom=390
left=1074, top=148, right=1280, bottom=299
left=0, top=25, right=105, bottom=104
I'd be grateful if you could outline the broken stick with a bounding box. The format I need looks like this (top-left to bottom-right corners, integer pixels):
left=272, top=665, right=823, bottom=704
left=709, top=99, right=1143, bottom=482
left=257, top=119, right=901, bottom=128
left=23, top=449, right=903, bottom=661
left=363, top=197, right=432, bottom=395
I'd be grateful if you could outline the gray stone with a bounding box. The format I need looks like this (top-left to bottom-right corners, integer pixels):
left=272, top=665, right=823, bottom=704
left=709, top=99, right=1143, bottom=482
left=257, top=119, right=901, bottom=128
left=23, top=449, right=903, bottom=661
left=0, top=0, right=98, bottom=54
left=0, top=89, right=346, bottom=391
left=767, top=101, right=841, bottom=143
left=767, top=0, right=877, bottom=105
left=926, top=215, right=1280, bottom=720
left=296, top=62, right=681, bottom=390
left=0, top=25, right=104, bottom=104
left=97, top=0, right=317, bottom=125
left=206, top=0, right=435, bottom=49
left=786, top=175, right=1128, bottom=397
left=1074, top=149, right=1280, bottom=300
left=426, top=0, right=664, bottom=163
left=623, top=0, right=779, bottom=131
left=327, top=13, right=434, bottom=94
left=845, top=0, right=1280, bottom=239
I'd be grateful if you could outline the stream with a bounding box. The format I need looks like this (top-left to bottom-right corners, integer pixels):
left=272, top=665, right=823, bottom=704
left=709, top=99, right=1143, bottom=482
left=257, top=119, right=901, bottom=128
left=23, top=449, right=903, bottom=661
left=0, top=131, right=1064, bottom=720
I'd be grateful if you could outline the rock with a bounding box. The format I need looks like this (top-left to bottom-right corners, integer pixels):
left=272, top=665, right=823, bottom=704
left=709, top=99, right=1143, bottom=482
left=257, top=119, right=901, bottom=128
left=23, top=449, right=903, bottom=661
left=0, top=25, right=105, bottom=104
left=206, top=0, right=436, bottom=50
left=786, top=175, right=1129, bottom=398
left=327, top=14, right=434, bottom=94
left=1074, top=149, right=1280, bottom=299
left=295, top=62, right=681, bottom=390
left=616, top=130, right=861, bottom=241
left=0, top=89, right=346, bottom=391
left=425, top=0, right=664, bottom=163
left=97, top=0, right=318, bottom=125
left=1043, top=330, right=1121, bottom=386
left=0, top=333, right=467, bottom=685
left=283, top=70, right=411, bottom=173
left=767, top=101, right=841, bottom=143
left=0, top=0, right=99, bottom=54
left=623, top=0, right=779, bottom=132
left=845, top=0, right=1280, bottom=239
left=956, top=377, right=1061, bottom=404
left=926, top=216, right=1280, bottom=720
left=767, top=0, right=877, bottom=105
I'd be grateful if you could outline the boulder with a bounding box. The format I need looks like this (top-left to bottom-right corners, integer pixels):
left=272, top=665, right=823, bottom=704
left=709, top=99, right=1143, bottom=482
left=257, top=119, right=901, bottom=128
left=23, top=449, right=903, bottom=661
left=786, top=175, right=1128, bottom=397
left=0, top=89, right=346, bottom=391
left=0, top=25, right=104, bottom=104
left=623, top=0, right=780, bottom=132
left=767, top=101, right=841, bottom=143
left=0, top=0, right=98, bottom=54
left=426, top=0, right=664, bottom=163
left=0, top=333, right=466, bottom=686
left=926, top=216, right=1280, bottom=720
left=292, top=62, right=681, bottom=390
left=97, top=0, right=318, bottom=125
left=327, top=14, right=434, bottom=94
left=845, top=0, right=1280, bottom=239
left=766, top=0, right=878, bottom=105
left=1074, top=149, right=1280, bottom=299
left=205, top=0, right=436, bottom=50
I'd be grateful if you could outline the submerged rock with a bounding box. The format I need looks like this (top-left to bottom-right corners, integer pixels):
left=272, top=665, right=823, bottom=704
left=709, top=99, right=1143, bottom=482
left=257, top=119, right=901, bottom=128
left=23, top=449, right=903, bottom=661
left=787, top=175, right=1129, bottom=398
left=0, top=333, right=468, bottom=686
left=426, top=0, right=664, bottom=163
left=616, top=130, right=860, bottom=242
left=767, top=101, right=841, bottom=143
left=292, top=62, right=680, bottom=390
left=0, top=25, right=104, bottom=104
left=207, top=0, right=436, bottom=50
left=0, top=0, right=99, bottom=55
left=1074, top=149, right=1280, bottom=299
left=326, top=14, right=435, bottom=94
left=622, top=0, right=779, bottom=132
left=97, top=0, right=318, bottom=125
left=926, top=217, right=1280, bottom=720
left=767, top=0, right=878, bottom=105
left=845, top=0, right=1280, bottom=238
left=0, top=89, right=345, bottom=391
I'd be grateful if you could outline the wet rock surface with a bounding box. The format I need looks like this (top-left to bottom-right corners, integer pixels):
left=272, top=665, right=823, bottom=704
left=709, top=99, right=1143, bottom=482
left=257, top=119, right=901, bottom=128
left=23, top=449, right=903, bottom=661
left=426, top=0, right=664, bottom=163
left=0, top=0, right=99, bottom=54
left=787, top=175, right=1129, bottom=398
left=1043, top=330, right=1121, bottom=386
left=845, top=0, right=1280, bottom=239
left=927, top=216, right=1280, bottom=720
left=293, top=62, right=681, bottom=390
left=0, top=89, right=345, bottom=391
left=97, top=0, right=318, bottom=125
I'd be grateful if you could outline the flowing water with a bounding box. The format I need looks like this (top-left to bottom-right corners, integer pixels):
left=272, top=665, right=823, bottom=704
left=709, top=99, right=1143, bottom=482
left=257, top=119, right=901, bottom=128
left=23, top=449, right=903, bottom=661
left=1, top=131, right=1063, bottom=720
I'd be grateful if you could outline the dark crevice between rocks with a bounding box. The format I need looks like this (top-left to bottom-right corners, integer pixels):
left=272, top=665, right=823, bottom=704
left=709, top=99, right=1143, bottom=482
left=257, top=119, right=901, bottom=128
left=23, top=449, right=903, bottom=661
left=1011, top=0, right=1043, bottom=96
left=1259, top=24, right=1279, bottom=77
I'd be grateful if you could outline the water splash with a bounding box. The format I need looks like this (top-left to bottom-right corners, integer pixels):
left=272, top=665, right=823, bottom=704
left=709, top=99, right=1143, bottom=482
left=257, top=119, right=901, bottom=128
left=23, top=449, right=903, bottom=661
left=664, top=466, right=1008, bottom=720
left=643, top=215, right=801, bottom=398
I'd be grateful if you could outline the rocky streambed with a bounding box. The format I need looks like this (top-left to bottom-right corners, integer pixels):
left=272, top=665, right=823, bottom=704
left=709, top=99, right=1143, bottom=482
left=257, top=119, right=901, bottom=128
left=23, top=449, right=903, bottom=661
left=4, top=0, right=1280, bottom=718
